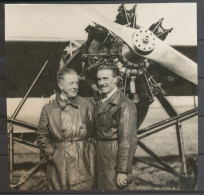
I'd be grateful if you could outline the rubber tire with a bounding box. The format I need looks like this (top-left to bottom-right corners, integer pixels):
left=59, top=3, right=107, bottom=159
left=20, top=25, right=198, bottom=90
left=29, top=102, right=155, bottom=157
left=180, top=157, right=197, bottom=190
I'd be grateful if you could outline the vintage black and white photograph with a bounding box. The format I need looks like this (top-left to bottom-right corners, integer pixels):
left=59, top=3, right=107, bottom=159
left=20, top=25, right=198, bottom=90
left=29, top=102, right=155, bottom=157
left=5, top=3, right=198, bottom=190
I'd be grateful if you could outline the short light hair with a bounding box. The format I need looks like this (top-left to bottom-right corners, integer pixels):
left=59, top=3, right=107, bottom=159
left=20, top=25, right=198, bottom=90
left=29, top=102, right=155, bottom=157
left=97, top=64, right=120, bottom=77
left=57, top=68, right=78, bottom=84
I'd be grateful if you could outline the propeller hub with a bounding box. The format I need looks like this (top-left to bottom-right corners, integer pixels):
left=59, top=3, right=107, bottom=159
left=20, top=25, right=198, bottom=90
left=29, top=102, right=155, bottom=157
left=133, top=29, right=156, bottom=55
left=143, top=35, right=150, bottom=43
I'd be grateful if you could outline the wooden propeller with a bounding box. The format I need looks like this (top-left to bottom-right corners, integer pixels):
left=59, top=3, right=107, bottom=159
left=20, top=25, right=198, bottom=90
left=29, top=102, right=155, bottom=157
left=70, top=5, right=197, bottom=85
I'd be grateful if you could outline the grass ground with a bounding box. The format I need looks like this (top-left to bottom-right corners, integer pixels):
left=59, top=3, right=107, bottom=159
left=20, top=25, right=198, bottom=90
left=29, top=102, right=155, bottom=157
left=12, top=154, right=197, bottom=191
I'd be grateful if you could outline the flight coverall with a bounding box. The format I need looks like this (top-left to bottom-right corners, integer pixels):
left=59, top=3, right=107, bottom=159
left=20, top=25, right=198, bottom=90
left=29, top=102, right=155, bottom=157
left=37, top=95, right=95, bottom=190
left=94, top=89, right=137, bottom=190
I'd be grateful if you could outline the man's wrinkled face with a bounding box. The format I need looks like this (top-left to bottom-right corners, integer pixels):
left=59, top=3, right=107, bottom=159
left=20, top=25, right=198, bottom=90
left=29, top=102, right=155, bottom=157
left=58, top=73, right=79, bottom=98
left=97, top=69, right=118, bottom=94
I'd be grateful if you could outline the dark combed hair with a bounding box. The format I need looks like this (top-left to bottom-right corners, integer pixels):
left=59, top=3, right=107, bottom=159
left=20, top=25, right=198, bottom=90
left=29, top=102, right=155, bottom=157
left=57, top=68, right=78, bottom=84
left=97, top=64, right=120, bottom=77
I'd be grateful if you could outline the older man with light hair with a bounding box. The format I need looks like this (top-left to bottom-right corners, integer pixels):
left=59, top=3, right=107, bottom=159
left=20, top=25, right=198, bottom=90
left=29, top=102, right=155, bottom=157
left=37, top=68, right=95, bottom=190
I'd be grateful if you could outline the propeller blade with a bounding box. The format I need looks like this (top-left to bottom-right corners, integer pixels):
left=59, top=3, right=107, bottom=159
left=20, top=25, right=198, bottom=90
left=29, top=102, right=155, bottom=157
left=71, top=5, right=197, bottom=85
left=146, top=39, right=197, bottom=85
left=70, top=4, right=136, bottom=47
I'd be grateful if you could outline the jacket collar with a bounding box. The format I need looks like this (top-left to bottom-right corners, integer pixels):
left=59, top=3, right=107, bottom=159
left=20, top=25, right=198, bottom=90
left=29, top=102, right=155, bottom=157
left=110, top=88, right=121, bottom=106
left=95, top=88, right=121, bottom=116
left=105, top=87, right=118, bottom=100
left=96, top=88, right=121, bottom=106
left=56, top=94, right=80, bottom=109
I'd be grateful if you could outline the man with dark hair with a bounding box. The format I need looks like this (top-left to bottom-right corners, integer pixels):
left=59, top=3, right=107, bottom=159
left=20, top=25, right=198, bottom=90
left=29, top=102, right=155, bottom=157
left=95, top=64, right=137, bottom=190
left=37, top=68, right=95, bottom=190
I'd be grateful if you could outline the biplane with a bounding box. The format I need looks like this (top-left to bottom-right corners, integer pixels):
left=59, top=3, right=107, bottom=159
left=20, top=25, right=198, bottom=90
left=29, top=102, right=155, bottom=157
left=6, top=3, right=198, bottom=190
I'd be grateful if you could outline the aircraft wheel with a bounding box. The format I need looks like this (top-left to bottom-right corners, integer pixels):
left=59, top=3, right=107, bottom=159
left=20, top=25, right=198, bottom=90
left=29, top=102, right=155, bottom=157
left=180, top=157, right=197, bottom=190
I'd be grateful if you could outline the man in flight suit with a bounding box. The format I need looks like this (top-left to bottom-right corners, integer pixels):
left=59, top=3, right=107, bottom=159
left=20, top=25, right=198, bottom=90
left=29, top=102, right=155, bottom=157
left=94, top=64, right=138, bottom=190
left=37, top=68, right=95, bottom=190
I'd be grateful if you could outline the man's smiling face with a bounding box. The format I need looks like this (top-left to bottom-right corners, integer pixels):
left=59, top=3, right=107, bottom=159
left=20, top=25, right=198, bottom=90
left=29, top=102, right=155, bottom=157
left=58, top=73, right=79, bottom=99
left=97, top=69, right=118, bottom=94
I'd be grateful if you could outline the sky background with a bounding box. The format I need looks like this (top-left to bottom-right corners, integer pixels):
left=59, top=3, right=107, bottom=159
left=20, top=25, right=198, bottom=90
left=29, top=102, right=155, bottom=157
left=5, top=3, right=197, bottom=45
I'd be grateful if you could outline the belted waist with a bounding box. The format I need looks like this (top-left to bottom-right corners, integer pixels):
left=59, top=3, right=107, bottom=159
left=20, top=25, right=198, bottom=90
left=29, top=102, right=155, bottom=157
left=96, top=137, right=117, bottom=141
left=53, top=137, right=95, bottom=143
